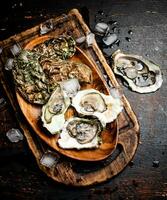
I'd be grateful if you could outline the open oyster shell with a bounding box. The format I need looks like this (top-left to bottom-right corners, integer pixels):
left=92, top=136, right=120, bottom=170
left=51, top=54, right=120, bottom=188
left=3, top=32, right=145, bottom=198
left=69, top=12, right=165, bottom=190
left=58, top=117, right=103, bottom=149
left=112, top=50, right=163, bottom=93
left=72, top=89, right=123, bottom=126
left=41, top=85, right=70, bottom=134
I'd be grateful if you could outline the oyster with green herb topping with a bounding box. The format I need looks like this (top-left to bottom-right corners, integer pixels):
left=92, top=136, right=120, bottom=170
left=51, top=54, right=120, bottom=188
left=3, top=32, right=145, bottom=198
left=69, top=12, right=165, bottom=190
left=13, top=50, right=58, bottom=104
left=33, top=36, right=76, bottom=60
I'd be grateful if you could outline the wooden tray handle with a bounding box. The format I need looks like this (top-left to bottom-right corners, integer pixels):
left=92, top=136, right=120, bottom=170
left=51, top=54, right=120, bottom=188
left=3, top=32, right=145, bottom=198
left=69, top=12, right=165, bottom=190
left=35, top=129, right=138, bottom=187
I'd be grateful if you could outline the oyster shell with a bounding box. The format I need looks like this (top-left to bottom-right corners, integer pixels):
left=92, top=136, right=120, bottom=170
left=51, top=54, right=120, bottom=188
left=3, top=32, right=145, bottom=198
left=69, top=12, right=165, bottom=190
left=58, top=117, right=102, bottom=149
left=33, top=36, right=76, bottom=60
left=12, top=36, right=82, bottom=104
left=72, top=89, right=123, bottom=126
left=112, top=50, right=163, bottom=93
left=40, top=58, right=93, bottom=84
left=41, top=85, right=70, bottom=134
left=13, top=50, right=57, bottom=104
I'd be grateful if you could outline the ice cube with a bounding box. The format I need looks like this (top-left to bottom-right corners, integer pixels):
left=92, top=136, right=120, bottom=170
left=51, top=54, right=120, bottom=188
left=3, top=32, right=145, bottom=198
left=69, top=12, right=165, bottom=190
left=5, top=58, right=14, bottom=70
left=6, top=128, right=24, bottom=143
left=110, top=87, right=123, bottom=99
left=40, top=19, right=53, bottom=35
left=10, top=43, right=22, bottom=56
left=76, top=36, right=86, bottom=44
left=102, top=33, right=118, bottom=46
left=86, top=32, right=95, bottom=47
left=95, top=22, right=109, bottom=35
left=40, top=150, right=59, bottom=168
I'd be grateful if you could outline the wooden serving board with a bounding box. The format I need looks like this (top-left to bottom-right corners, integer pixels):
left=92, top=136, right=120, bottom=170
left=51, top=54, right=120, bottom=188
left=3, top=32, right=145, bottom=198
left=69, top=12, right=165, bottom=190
left=0, top=9, right=140, bottom=186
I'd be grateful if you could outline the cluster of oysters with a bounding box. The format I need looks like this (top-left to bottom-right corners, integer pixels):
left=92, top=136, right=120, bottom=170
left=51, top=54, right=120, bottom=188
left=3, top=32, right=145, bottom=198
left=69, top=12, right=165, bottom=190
left=13, top=36, right=76, bottom=104
left=12, top=36, right=123, bottom=150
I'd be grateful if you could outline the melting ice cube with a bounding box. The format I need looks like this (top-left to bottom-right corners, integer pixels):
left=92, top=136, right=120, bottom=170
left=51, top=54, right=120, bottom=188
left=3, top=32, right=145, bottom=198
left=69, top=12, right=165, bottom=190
left=40, top=150, right=59, bottom=168
left=86, top=32, right=95, bottom=47
left=110, top=87, right=123, bottom=99
left=6, top=128, right=24, bottom=143
left=76, top=36, right=86, bottom=44
left=40, top=19, right=53, bottom=35
left=102, top=33, right=118, bottom=46
left=5, top=58, right=14, bottom=70
left=94, top=22, right=109, bottom=35
left=10, top=43, right=22, bottom=56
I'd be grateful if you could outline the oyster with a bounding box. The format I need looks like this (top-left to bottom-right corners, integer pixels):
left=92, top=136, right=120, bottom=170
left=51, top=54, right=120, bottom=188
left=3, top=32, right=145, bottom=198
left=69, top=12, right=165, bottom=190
left=13, top=50, right=57, bottom=104
left=33, top=36, right=76, bottom=60
left=12, top=36, right=77, bottom=104
left=72, top=89, right=123, bottom=126
left=58, top=117, right=102, bottom=149
left=40, top=58, right=93, bottom=84
left=112, top=50, right=163, bottom=93
left=41, top=85, right=70, bottom=134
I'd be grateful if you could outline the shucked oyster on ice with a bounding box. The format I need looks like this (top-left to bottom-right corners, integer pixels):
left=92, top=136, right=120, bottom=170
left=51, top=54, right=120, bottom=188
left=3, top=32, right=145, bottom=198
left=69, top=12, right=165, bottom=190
left=41, top=85, right=70, bottom=134
left=112, top=50, right=163, bottom=93
left=58, top=117, right=103, bottom=149
left=72, top=89, right=123, bottom=126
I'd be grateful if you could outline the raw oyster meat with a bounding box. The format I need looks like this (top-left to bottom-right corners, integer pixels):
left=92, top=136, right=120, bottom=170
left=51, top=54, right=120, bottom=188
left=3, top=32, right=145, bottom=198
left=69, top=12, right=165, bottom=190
left=41, top=85, right=70, bottom=134
left=72, top=89, right=123, bottom=126
left=112, top=50, right=163, bottom=93
left=58, top=117, right=103, bottom=149
left=13, top=50, right=57, bottom=104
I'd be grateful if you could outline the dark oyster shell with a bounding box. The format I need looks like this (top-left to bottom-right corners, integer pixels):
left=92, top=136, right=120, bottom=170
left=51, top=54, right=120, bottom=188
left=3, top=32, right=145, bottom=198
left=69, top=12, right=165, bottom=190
left=13, top=50, right=57, bottom=104
left=33, top=36, right=76, bottom=60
